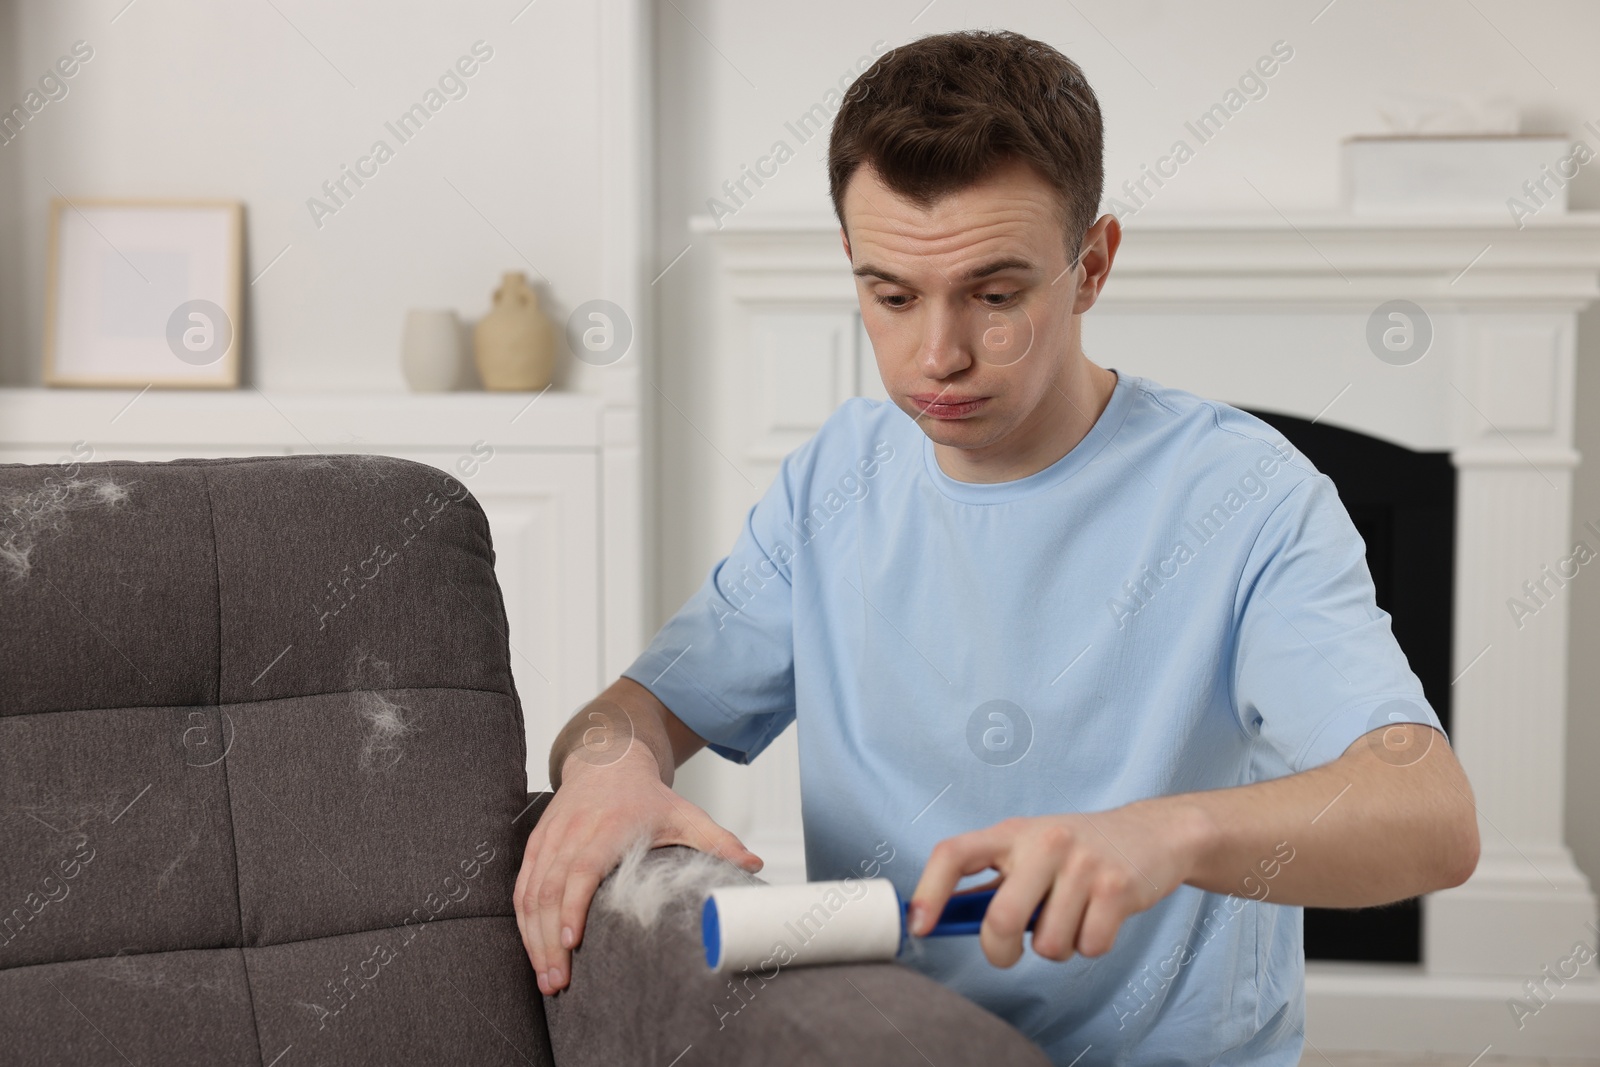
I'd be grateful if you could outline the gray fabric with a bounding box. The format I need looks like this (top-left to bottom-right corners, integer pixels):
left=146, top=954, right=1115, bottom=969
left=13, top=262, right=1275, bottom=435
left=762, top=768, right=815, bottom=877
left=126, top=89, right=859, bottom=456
left=1, top=455, right=548, bottom=1066
left=225, top=687, right=526, bottom=946
left=246, top=916, right=550, bottom=1064
left=0, top=704, right=239, bottom=970
left=1, top=464, right=217, bottom=714
left=0, top=949, right=258, bottom=1066
left=544, top=843, right=1053, bottom=1066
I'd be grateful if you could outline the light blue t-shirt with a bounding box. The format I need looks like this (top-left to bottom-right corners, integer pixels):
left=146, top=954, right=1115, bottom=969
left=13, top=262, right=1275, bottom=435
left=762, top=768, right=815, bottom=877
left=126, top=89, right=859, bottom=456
left=622, top=368, right=1446, bottom=1065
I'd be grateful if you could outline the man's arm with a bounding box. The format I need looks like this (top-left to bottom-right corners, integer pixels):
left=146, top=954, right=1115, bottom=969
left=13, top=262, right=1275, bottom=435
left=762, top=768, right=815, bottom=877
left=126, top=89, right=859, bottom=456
left=517, top=676, right=765, bottom=997
left=908, top=722, right=1479, bottom=967
left=1177, top=721, right=1478, bottom=905
left=546, top=676, right=711, bottom=790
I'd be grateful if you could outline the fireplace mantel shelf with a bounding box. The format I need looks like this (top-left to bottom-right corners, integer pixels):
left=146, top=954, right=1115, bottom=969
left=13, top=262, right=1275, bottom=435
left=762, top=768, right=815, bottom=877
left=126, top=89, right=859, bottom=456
left=690, top=210, right=1600, bottom=309
left=692, top=208, right=1600, bottom=232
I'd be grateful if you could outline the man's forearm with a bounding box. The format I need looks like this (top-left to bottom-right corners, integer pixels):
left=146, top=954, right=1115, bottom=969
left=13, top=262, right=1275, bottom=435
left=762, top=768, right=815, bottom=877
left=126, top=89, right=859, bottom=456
left=547, top=680, right=675, bottom=790
left=1147, top=723, right=1480, bottom=908
left=547, top=677, right=696, bottom=790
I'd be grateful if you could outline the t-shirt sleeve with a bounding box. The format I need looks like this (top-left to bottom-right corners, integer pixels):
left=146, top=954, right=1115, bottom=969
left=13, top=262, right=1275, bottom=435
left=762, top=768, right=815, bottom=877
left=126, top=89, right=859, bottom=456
left=1230, top=472, right=1448, bottom=775
left=619, top=447, right=805, bottom=765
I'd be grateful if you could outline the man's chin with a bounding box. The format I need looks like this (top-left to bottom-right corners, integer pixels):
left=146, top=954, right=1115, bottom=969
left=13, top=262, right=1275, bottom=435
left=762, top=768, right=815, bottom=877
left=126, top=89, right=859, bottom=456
left=907, top=408, right=1008, bottom=450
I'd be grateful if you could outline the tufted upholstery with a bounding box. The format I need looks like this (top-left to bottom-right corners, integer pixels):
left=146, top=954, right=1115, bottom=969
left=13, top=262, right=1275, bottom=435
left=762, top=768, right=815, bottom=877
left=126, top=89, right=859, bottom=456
left=0, top=455, right=551, bottom=1066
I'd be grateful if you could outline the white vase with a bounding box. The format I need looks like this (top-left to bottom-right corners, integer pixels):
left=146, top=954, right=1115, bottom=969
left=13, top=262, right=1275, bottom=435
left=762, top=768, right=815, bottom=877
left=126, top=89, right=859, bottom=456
left=401, top=309, right=465, bottom=392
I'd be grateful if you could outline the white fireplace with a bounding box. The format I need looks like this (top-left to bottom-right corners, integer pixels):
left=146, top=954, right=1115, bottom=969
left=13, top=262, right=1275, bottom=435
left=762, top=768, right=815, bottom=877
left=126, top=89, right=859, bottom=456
left=685, top=209, right=1600, bottom=1056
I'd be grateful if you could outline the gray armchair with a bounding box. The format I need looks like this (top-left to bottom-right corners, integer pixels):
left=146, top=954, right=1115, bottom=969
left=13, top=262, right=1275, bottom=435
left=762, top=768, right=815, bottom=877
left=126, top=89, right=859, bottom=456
left=0, top=454, right=1047, bottom=1066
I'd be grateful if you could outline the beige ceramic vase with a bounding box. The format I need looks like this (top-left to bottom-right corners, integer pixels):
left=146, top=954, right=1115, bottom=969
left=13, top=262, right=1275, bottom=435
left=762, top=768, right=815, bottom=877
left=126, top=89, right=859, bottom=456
left=474, top=271, right=556, bottom=391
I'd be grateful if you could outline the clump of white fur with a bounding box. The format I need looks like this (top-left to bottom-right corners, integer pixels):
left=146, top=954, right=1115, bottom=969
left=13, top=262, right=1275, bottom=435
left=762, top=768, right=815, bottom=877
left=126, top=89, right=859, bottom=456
left=0, top=476, right=134, bottom=580
left=594, top=831, right=756, bottom=930
left=355, top=691, right=416, bottom=771
left=92, top=481, right=131, bottom=504
left=348, top=652, right=420, bottom=772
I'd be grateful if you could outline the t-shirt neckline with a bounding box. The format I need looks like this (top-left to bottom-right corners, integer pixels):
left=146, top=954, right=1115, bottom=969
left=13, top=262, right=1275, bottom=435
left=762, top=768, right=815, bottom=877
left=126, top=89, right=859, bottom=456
left=919, top=367, right=1135, bottom=505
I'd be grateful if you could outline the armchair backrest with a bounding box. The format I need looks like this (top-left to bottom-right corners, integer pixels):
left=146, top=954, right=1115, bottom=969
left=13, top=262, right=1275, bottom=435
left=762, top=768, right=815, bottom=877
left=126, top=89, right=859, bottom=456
left=0, top=454, right=549, bottom=1065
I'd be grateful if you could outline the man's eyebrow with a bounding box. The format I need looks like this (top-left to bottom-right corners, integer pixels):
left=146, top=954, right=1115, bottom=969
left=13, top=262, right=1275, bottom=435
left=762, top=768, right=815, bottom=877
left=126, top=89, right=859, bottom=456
left=852, top=257, right=1040, bottom=287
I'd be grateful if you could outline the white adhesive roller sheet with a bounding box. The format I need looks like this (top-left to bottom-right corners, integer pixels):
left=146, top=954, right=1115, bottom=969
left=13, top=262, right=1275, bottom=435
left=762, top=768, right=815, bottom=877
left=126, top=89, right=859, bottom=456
left=701, top=877, right=905, bottom=973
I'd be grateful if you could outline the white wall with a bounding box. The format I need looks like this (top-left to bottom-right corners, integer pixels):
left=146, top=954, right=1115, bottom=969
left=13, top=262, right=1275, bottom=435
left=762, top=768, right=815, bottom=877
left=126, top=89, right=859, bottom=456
left=0, top=1, right=23, bottom=370
left=3, top=0, right=1595, bottom=889
left=651, top=0, right=1600, bottom=887
left=0, top=0, right=610, bottom=393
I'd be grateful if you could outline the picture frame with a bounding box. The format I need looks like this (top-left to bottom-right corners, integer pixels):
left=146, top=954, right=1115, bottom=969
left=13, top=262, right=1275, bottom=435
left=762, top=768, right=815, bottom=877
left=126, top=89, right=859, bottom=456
left=43, top=197, right=244, bottom=388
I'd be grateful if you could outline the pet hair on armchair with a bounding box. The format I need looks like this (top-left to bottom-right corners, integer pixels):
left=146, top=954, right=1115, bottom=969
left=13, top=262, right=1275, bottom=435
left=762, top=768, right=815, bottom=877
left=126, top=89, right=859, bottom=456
left=0, top=476, right=132, bottom=580
left=354, top=690, right=417, bottom=771
left=346, top=652, right=422, bottom=772
left=593, top=832, right=756, bottom=932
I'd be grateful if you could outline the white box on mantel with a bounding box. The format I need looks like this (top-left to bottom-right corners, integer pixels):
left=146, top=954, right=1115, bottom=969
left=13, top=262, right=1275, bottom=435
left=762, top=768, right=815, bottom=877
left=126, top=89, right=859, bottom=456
left=1341, top=134, right=1577, bottom=215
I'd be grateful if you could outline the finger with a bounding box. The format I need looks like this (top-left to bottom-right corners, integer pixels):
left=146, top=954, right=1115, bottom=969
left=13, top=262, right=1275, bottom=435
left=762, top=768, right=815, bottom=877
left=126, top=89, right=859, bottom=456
left=698, top=822, right=763, bottom=873
left=550, top=829, right=640, bottom=992
left=978, top=851, right=1059, bottom=969
left=555, top=860, right=607, bottom=971
left=910, top=821, right=1018, bottom=937
left=667, top=815, right=757, bottom=869
left=512, top=826, right=545, bottom=965
left=1030, top=863, right=1092, bottom=963
left=517, top=820, right=558, bottom=977
left=534, top=819, right=593, bottom=992
left=552, top=812, right=694, bottom=993
left=654, top=787, right=764, bottom=871
left=527, top=809, right=588, bottom=992
left=522, top=857, right=555, bottom=992
left=1076, top=869, right=1135, bottom=957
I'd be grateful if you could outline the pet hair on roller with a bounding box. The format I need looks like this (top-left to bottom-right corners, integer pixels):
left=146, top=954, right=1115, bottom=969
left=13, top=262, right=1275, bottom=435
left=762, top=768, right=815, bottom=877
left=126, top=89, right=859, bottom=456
left=701, top=878, right=1040, bottom=972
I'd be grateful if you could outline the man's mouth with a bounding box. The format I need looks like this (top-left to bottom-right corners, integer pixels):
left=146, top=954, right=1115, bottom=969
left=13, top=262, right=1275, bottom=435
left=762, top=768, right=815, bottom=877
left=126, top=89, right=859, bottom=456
left=910, top=394, right=987, bottom=420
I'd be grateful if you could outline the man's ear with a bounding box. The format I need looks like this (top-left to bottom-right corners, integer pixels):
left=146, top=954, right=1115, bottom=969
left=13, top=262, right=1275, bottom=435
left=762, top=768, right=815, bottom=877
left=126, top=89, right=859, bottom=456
left=840, top=226, right=851, bottom=261
left=1072, top=213, right=1122, bottom=314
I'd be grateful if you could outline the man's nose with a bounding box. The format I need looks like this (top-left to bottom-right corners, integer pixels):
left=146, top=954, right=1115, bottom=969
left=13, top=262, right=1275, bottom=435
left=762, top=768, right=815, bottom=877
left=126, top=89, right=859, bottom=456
left=918, top=302, right=974, bottom=380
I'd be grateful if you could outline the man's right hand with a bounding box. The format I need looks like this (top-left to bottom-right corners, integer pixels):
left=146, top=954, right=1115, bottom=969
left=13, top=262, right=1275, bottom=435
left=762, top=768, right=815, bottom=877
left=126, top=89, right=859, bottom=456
left=513, top=740, right=764, bottom=996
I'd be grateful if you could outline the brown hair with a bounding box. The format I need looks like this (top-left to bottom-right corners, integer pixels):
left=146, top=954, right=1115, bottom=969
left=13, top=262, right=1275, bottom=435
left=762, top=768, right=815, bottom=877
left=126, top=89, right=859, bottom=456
left=828, top=30, right=1104, bottom=262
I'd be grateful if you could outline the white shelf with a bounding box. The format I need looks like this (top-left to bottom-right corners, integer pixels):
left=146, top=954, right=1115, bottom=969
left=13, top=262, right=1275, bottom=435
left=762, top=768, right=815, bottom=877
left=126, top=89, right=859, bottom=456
left=0, top=386, right=607, bottom=452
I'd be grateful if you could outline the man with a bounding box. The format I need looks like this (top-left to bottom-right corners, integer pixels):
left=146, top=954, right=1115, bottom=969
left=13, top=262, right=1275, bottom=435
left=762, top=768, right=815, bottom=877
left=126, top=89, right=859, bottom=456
left=515, top=28, right=1479, bottom=1064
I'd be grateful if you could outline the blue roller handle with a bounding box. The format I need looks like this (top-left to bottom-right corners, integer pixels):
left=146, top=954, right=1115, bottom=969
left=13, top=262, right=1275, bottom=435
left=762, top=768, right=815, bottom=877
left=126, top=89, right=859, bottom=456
left=905, top=886, right=1043, bottom=937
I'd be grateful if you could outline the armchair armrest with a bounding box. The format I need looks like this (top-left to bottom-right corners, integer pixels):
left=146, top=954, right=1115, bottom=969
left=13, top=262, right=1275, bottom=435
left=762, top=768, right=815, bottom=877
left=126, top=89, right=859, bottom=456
left=538, top=838, right=1050, bottom=1066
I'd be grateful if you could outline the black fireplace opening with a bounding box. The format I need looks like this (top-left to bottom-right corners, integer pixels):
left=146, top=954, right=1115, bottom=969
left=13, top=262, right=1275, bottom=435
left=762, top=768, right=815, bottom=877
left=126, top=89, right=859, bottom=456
left=1244, top=409, right=1456, bottom=965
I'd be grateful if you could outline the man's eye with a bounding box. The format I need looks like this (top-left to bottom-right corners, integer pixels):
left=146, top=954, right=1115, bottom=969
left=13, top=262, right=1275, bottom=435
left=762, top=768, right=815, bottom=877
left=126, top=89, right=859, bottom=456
left=981, top=292, right=1019, bottom=307
left=874, top=294, right=911, bottom=309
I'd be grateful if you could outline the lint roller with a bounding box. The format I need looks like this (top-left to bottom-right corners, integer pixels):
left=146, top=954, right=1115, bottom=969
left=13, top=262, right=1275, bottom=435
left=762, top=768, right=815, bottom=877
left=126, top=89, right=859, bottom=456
left=701, top=878, right=1041, bottom=972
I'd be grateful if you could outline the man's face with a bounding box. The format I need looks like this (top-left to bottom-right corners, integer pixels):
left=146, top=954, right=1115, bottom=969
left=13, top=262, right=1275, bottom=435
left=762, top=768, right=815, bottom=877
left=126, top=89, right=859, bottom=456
left=840, top=158, right=1114, bottom=459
